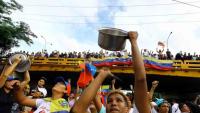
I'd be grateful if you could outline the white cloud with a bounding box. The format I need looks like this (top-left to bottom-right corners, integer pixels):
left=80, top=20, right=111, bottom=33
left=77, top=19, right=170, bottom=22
left=46, top=33, right=100, bottom=52
left=11, top=0, right=200, bottom=55
left=113, top=0, right=200, bottom=54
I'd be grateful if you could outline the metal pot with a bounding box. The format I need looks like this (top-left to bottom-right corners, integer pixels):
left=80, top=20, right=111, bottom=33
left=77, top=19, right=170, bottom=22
left=8, top=53, right=31, bottom=72
left=98, top=27, right=128, bottom=51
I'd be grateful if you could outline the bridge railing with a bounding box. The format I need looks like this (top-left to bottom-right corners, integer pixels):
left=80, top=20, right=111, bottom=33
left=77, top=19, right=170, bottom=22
left=32, top=57, right=85, bottom=66
left=182, top=60, right=200, bottom=70
left=1, top=57, right=200, bottom=70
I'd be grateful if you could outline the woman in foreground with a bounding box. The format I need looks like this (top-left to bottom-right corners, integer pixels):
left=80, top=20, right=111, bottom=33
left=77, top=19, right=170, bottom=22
left=70, top=31, right=150, bottom=113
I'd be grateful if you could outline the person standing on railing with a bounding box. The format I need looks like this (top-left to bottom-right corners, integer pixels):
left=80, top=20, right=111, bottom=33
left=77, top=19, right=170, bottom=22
left=175, top=51, right=184, bottom=63
left=166, top=49, right=172, bottom=60
left=141, top=49, right=150, bottom=57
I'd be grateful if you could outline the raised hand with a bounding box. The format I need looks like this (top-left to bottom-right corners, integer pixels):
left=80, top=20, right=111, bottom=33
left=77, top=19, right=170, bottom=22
left=128, top=31, right=138, bottom=44
left=152, top=80, right=159, bottom=88
left=99, top=67, right=112, bottom=78
left=13, top=55, right=22, bottom=64
left=112, top=79, right=116, bottom=85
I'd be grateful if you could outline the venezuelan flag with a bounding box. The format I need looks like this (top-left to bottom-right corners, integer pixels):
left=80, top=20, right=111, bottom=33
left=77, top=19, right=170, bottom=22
left=77, top=63, right=96, bottom=88
left=143, top=57, right=173, bottom=71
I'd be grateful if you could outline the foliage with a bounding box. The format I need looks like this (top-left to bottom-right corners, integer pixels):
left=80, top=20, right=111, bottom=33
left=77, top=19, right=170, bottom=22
left=0, top=0, right=37, bottom=54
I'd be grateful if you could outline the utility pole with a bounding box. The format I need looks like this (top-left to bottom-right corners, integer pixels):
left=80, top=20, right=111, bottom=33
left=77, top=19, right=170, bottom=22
left=166, top=32, right=172, bottom=50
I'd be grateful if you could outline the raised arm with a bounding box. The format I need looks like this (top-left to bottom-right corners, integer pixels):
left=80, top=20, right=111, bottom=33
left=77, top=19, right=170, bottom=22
left=129, top=31, right=150, bottom=113
left=93, top=93, right=103, bottom=113
left=0, top=57, right=21, bottom=88
left=20, top=70, right=31, bottom=87
left=149, top=80, right=159, bottom=102
left=71, top=68, right=111, bottom=113
left=14, top=83, right=37, bottom=107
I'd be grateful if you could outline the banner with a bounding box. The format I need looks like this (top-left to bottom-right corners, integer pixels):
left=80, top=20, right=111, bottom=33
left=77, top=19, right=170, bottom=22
left=92, top=57, right=173, bottom=71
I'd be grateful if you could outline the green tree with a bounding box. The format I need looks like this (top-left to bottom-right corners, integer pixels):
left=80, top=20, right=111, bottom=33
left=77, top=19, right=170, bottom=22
left=0, top=0, right=37, bottom=55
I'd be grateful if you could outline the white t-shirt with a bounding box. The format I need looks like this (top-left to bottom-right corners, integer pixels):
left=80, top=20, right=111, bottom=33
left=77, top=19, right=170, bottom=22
left=37, top=87, right=47, bottom=97
left=172, top=103, right=181, bottom=113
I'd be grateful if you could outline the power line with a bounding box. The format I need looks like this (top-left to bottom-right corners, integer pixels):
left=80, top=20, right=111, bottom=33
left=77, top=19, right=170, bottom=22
left=172, top=0, right=200, bottom=9
left=22, top=1, right=200, bottom=8
left=15, top=18, right=200, bottom=25
left=20, top=11, right=200, bottom=18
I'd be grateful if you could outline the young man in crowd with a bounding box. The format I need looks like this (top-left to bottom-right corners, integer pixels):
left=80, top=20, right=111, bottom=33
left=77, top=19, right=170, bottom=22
left=31, top=76, right=48, bottom=98
left=15, top=76, right=70, bottom=113
left=0, top=56, right=30, bottom=113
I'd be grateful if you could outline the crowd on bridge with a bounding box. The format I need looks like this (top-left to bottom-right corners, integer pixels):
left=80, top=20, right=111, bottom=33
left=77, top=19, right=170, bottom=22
left=2, top=47, right=200, bottom=62
left=1, top=32, right=200, bottom=113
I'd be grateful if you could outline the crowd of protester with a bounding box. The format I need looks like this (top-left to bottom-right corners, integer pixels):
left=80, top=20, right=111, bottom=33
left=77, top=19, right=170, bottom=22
left=1, top=49, right=130, bottom=59
left=1, top=32, right=200, bottom=113
left=2, top=47, right=200, bottom=62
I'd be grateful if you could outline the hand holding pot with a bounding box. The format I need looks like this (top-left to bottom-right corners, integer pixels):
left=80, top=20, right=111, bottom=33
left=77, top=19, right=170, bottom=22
left=128, top=31, right=138, bottom=44
left=12, top=55, right=22, bottom=64
left=8, top=53, right=31, bottom=72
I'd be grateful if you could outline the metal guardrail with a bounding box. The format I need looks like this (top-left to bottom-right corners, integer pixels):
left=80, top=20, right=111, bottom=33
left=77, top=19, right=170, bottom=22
left=31, top=57, right=85, bottom=66
left=172, top=60, right=200, bottom=70
left=1, top=57, right=200, bottom=70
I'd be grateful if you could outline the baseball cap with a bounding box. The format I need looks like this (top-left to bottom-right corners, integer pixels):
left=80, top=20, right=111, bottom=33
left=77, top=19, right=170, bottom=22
left=55, top=76, right=68, bottom=86
left=7, top=75, right=19, bottom=81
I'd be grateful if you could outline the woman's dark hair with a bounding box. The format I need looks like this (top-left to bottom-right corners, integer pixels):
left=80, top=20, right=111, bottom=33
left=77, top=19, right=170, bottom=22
left=179, top=103, right=186, bottom=110
left=40, top=76, right=47, bottom=82
left=107, top=90, right=131, bottom=109
left=181, top=102, right=200, bottom=113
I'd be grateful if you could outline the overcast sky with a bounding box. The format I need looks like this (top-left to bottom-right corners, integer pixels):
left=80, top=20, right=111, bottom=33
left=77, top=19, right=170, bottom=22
left=10, top=0, right=200, bottom=55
